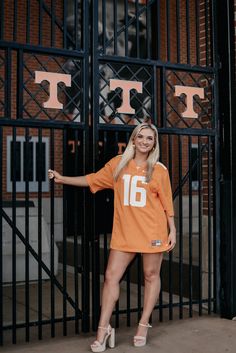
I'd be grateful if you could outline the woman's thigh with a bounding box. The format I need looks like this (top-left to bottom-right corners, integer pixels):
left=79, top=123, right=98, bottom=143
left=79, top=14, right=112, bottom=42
left=105, top=249, right=136, bottom=282
left=142, top=252, right=163, bottom=274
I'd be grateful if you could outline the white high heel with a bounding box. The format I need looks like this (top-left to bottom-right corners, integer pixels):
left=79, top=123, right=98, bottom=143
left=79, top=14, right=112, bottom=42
left=133, top=322, right=152, bottom=347
left=90, top=325, right=115, bottom=352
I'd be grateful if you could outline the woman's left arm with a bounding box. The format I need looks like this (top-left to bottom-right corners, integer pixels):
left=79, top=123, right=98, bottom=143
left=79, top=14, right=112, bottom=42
left=167, top=216, right=176, bottom=252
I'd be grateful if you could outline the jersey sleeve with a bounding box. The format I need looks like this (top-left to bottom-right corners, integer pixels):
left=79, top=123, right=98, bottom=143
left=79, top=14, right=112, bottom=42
left=157, top=168, right=175, bottom=217
left=85, top=158, right=116, bottom=193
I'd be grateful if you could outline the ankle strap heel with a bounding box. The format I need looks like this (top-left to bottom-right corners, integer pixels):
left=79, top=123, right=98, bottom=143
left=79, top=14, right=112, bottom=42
left=138, top=322, right=152, bottom=328
left=133, top=322, right=152, bottom=347
left=91, top=325, right=115, bottom=352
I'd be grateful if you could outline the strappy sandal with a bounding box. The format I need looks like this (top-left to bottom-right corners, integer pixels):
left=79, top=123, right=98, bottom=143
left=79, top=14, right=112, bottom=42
left=133, top=322, right=152, bottom=347
left=90, top=325, right=115, bottom=352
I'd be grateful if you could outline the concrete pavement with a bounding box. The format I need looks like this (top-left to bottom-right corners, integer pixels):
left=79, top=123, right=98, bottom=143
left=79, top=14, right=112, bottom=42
left=2, top=316, right=236, bottom=353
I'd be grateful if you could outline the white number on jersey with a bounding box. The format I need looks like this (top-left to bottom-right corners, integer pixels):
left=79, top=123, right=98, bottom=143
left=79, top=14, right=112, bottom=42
left=122, top=174, right=146, bottom=207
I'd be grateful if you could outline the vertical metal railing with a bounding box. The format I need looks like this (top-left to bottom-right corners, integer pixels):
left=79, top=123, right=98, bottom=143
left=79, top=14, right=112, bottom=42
left=51, top=0, right=55, bottom=47
left=205, top=0, right=209, bottom=66
left=39, top=0, right=43, bottom=46
left=82, top=0, right=90, bottom=332
left=156, top=0, right=160, bottom=60
left=188, top=135, right=193, bottom=317
left=135, top=0, right=140, bottom=58
left=0, top=127, right=3, bottom=346
left=198, top=136, right=203, bottom=315
left=168, top=134, right=173, bottom=320
left=26, top=0, right=31, bottom=43
left=186, top=0, right=190, bottom=64
left=73, top=129, right=79, bottom=334
left=207, top=135, right=212, bottom=314
left=113, top=0, right=118, bottom=55
left=62, top=129, right=68, bottom=336
left=13, top=0, right=18, bottom=42
left=178, top=135, right=183, bottom=319
left=37, top=128, right=43, bottom=339
left=176, top=0, right=180, bottom=63
left=124, top=0, right=128, bottom=57
left=195, top=0, right=200, bottom=65
left=49, top=128, right=55, bottom=338
left=5, top=47, right=11, bottom=123
left=166, top=0, right=170, bottom=62
left=24, top=128, right=30, bottom=341
left=146, top=2, right=151, bottom=59
left=0, top=0, right=4, bottom=40
left=12, top=127, right=17, bottom=344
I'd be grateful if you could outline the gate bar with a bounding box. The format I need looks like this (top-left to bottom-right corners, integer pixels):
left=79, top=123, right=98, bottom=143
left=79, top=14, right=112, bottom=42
left=217, top=0, right=236, bottom=319
left=168, top=134, right=173, bottom=320
left=178, top=135, right=183, bottom=319
left=26, top=0, right=30, bottom=43
left=5, top=48, right=11, bottom=118
left=188, top=135, right=193, bottom=317
left=135, top=0, right=140, bottom=58
left=166, top=0, right=170, bottom=62
left=0, top=127, right=2, bottom=346
left=208, top=135, right=212, bottom=314
left=12, top=127, right=17, bottom=344
left=50, top=129, right=55, bottom=337
left=176, top=0, right=180, bottom=63
left=198, top=136, right=203, bottom=315
left=25, top=127, right=30, bottom=342
left=63, top=129, right=68, bottom=336
left=186, top=0, right=190, bottom=64
left=81, top=0, right=90, bottom=332
left=13, top=0, right=18, bottom=42
left=38, top=128, right=43, bottom=339
left=195, top=0, right=200, bottom=65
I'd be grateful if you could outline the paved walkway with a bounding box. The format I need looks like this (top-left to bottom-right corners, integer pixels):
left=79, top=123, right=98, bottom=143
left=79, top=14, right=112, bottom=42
left=2, top=316, right=236, bottom=353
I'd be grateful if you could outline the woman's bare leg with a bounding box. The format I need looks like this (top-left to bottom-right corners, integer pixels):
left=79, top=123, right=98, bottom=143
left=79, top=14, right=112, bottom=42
left=95, top=249, right=135, bottom=343
left=134, top=252, right=163, bottom=339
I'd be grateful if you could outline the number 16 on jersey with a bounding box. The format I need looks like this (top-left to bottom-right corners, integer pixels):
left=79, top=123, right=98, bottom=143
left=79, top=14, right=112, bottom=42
left=122, top=174, right=147, bottom=208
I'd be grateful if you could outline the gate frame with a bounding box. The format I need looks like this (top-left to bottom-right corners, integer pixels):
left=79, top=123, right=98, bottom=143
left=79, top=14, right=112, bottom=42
left=90, top=0, right=222, bottom=330
left=217, top=0, right=236, bottom=319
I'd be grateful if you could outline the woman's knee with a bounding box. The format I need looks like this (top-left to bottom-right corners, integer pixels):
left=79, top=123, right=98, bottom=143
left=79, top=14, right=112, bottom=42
left=104, top=268, right=121, bottom=285
left=143, top=268, right=160, bottom=283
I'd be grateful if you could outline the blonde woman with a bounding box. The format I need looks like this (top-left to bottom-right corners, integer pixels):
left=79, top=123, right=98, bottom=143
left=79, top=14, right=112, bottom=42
left=48, top=122, right=176, bottom=352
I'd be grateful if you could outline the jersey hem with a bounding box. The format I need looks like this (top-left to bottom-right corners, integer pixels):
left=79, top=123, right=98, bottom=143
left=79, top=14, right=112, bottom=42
left=110, top=245, right=170, bottom=253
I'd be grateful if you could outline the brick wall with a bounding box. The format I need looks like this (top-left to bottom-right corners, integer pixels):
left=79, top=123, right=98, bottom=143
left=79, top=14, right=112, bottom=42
left=1, top=0, right=65, bottom=199
left=2, top=0, right=63, bottom=47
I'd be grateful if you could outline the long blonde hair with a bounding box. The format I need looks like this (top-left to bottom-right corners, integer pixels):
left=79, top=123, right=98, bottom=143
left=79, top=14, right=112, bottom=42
left=114, top=122, right=160, bottom=182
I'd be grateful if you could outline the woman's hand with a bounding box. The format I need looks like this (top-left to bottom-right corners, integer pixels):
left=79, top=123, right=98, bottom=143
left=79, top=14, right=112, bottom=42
left=48, top=170, right=88, bottom=187
left=167, top=228, right=176, bottom=252
left=166, top=216, right=176, bottom=252
left=48, top=169, right=64, bottom=184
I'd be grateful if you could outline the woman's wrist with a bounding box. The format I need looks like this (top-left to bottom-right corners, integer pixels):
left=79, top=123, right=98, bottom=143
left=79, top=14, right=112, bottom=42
left=169, top=226, right=176, bottom=233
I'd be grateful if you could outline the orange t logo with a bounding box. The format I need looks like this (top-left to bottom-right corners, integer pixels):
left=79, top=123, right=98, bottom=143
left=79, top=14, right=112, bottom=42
left=109, top=79, right=143, bottom=114
left=35, top=71, right=71, bottom=109
left=174, top=85, right=205, bottom=118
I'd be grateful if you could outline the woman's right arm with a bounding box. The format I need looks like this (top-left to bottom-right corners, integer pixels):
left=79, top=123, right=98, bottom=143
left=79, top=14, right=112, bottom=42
left=48, top=169, right=89, bottom=187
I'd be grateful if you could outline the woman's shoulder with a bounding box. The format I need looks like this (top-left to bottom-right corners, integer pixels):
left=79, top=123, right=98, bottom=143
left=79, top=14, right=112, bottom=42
left=107, top=154, right=122, bottom=166
left=154, top=161, right=168, bottom=172
left=150, top=162, right=170, bottom=187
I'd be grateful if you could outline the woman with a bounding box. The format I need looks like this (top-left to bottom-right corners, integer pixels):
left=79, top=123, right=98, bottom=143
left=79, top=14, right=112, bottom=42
left=48, top=122, right=176, bottom=352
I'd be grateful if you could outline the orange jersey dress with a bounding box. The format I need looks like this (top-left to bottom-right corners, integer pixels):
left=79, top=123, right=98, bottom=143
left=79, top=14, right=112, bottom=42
left=86, top=155, right=174, bottom=253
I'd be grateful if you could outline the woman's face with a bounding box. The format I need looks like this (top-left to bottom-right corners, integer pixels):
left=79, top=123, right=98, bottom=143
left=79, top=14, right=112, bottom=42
left=133, top=127, right=155, bottom=155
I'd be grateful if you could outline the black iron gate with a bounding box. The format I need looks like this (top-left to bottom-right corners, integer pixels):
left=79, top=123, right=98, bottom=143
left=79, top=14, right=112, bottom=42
left=90, top=0, right=220, bottom=330
left=0, top=0, right=225, bottom=345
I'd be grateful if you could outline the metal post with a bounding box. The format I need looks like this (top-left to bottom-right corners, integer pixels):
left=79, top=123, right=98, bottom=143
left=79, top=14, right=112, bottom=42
left=217, top=0, right=236, bottom=319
